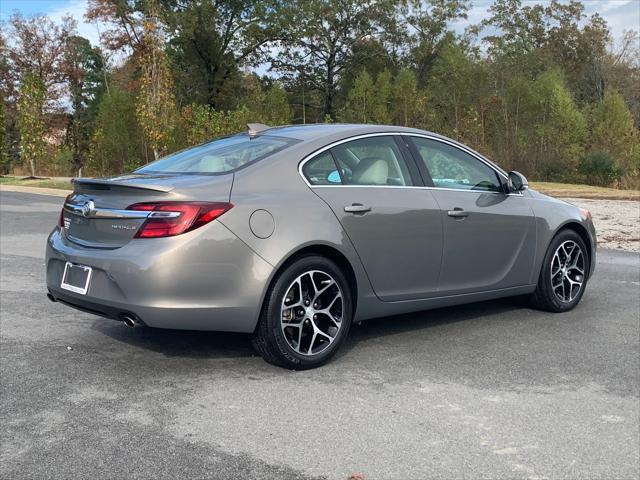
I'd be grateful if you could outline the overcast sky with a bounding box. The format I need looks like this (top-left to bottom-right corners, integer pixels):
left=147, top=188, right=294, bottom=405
left=1, top=0, right=638, bottom=48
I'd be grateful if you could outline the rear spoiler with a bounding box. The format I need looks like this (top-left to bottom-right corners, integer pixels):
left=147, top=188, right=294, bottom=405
left=72, top=177, right=174, bottom=193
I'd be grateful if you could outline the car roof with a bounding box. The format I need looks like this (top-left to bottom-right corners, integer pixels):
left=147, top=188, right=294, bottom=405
left=261, top=123, right=447, bottom=141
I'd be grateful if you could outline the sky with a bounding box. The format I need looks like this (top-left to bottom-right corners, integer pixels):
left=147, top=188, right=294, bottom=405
left=0, top=0, right=638, bottom=49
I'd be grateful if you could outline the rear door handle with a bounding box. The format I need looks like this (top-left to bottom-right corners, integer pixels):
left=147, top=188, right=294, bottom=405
left=344, top=204, right=371, bottom=214
left=447, top=208, right=469, bottom=218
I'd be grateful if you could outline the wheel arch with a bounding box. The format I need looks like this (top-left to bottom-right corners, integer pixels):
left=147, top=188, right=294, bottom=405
left=253, top=243, right=359, bottom=333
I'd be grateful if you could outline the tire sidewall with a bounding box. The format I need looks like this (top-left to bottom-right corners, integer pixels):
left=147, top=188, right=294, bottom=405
left=540, top=230, right=590, bottom=312
left=265, top=255, right=352, bottom=369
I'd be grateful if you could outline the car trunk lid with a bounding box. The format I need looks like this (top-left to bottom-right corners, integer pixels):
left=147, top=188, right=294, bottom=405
left=63, top=173, right=233, bottom=248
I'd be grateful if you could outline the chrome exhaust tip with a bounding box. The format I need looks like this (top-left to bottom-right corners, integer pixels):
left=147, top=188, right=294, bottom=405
left=120, top=313, right=139, bottom=328
left=46, top=292, right=56, bottom=302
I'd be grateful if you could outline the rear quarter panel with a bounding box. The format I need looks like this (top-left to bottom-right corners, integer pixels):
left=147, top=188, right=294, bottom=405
left=217, top=150, right=377, bottom=321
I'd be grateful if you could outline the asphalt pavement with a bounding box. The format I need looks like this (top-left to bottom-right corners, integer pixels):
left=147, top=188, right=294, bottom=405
left=1, top=190, right=638, bottom=479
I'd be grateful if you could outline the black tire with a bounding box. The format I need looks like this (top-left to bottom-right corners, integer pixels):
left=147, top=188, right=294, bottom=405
left=251, top=255, right=353, bottom=369
left=530, top=229, right=590, bottom=312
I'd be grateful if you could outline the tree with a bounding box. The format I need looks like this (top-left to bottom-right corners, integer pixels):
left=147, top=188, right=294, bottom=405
left=402, top=0, right=470, bottom=83
left=372, top=70, right=393, bottom=124
left=87, top=87, right=148, bottom=175
left=63, top=36, right=106, bottom=175
left=0, top=95, right=9, bottom=173
left=588, top=90, right=639, bottom=178
left=427, top=42, right=476, bottom=134
left=603, top=31, right=640, bottom=126
left=274, top=0, right=396, bottom=118
left=4, top=13, right=76, bottom=110
left=342, top=69, right=375, bottom=123
left=88, top=0, right=287, bottom=109
left=135, top=9, right=177, bottom=159
left=163, top=0, right=287, bottom=109
left=534, top=70, right=587, bottom=179
left=259, top=83, right=293, bottom=125
left=482, top=0, right=610, bottom=104
left=393, top=69, right=423, bottom=127
left=240, top=75, right=292, bottom=125
left=85, top=0, right=145, bottom=52
left=17, top=73, right=47, bottom=177
left=178, top=104, right=252, bottom=146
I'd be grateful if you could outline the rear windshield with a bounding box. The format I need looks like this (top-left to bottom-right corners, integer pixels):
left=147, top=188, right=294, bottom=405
left=136, top=134, right=298, bottom=174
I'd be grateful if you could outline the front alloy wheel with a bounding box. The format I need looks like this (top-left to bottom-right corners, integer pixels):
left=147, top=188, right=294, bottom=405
left=531, top=229, right=590, bottom=312
left=550, top=240, right=585, bottom=303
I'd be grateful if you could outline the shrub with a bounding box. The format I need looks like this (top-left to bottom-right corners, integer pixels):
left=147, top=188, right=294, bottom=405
left=578, top=152, right=625, bottom=187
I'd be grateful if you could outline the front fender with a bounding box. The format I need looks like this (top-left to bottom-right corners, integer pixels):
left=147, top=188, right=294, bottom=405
left=527, top=190, right=597, bottom=282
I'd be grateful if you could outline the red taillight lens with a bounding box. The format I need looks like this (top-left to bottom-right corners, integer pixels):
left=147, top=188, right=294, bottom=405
left=127, top=202, right=233, bottom=238
left=59, top=194, right=72, bottom=227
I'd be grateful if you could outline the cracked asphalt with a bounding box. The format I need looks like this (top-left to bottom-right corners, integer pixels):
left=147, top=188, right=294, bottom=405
left=1, top=190, right=639, bottom=479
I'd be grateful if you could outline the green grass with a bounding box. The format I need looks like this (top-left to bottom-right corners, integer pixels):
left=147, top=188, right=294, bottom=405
left=0, top=176, right=72, bottom=190
left=530, top=182, right=640, bottom=201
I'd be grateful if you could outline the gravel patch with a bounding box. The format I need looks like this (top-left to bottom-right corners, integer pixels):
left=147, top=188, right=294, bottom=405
left=564, top=198, right=640, bottom=252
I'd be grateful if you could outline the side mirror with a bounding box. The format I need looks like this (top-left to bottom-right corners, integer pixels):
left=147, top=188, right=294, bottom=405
left=508, top=171, right=528, bottom=192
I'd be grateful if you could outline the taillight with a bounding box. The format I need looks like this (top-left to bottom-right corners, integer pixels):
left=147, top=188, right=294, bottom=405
left=126, top=202, right=233, bottom=238
left=59, top=194, right=72, bottom=227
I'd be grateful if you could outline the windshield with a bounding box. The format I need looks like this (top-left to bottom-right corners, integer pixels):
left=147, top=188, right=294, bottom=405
left=136, top=134, right=298, bottom=174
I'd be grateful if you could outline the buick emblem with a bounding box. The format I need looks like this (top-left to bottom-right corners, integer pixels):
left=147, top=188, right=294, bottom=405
left=82, top=200, right=95, bottom=218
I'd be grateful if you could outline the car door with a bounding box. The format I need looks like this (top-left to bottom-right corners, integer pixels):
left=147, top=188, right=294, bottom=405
left=407, top=136, right=536, bottom=296
left=301, top=135, right=443, bottom=301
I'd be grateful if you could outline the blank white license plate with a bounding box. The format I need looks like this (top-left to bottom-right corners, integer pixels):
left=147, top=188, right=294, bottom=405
left=60, top=262, right=92, bottom=295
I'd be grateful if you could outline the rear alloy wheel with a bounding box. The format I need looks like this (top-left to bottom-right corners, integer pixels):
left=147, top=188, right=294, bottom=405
left=530, top=229, right=590, bottom=312
left=251, top=255, right=352, bottom=369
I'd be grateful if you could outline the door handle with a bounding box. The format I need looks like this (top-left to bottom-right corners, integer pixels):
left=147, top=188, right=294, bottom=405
left=447, top=208, right=469, bottom=218
left=344, top=203, right=371, bottom=214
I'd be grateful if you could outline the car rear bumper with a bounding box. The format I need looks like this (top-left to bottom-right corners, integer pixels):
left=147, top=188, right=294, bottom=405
left=45, top=221, right=274, bottom=332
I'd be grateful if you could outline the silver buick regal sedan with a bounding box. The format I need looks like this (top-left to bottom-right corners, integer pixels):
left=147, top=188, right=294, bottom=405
left=46, top=124, right=596, bottom=369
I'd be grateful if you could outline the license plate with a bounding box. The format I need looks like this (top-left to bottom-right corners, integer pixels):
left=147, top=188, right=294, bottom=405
left=60, top=262, right=92, bottom=295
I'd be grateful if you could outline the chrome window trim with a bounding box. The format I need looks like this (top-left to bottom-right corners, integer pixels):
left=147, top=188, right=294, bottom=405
left=297, top=132, right=516, bottom=194
left=310, top=185, right=525, bottom=196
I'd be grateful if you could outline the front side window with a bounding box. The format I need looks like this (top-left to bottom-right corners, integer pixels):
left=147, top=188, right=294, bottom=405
left=330, top=136, right=414, bottom=186
left=411, top=137, right=502, bottom=192
left=136, top=134, right=298, bottom=174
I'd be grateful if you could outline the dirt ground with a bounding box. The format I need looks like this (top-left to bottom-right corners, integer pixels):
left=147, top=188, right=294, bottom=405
left=565, top=198, right=640, bottom=252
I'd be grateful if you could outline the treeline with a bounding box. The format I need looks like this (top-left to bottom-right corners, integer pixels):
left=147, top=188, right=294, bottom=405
left=0, top=0, right=638, bottom=188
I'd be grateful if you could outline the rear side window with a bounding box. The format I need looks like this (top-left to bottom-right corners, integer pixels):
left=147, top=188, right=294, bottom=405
left=136, top=134, right=298, bottom=174
left=302, top=151, right=342, bottom=185
left=331, top=136, right=414, bottom=186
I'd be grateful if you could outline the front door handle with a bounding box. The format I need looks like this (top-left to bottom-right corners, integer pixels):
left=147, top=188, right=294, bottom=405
left=344, top=203, right=371, bottom=214
left=447, top=208, right=469, bottom=218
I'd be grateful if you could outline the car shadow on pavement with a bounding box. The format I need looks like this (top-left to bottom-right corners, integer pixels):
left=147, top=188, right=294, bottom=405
left=338, top=297, right=528, bottom=358
left=90, top=296, right=528, bottom=363
left=91, top=321, right=256, bottom=359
